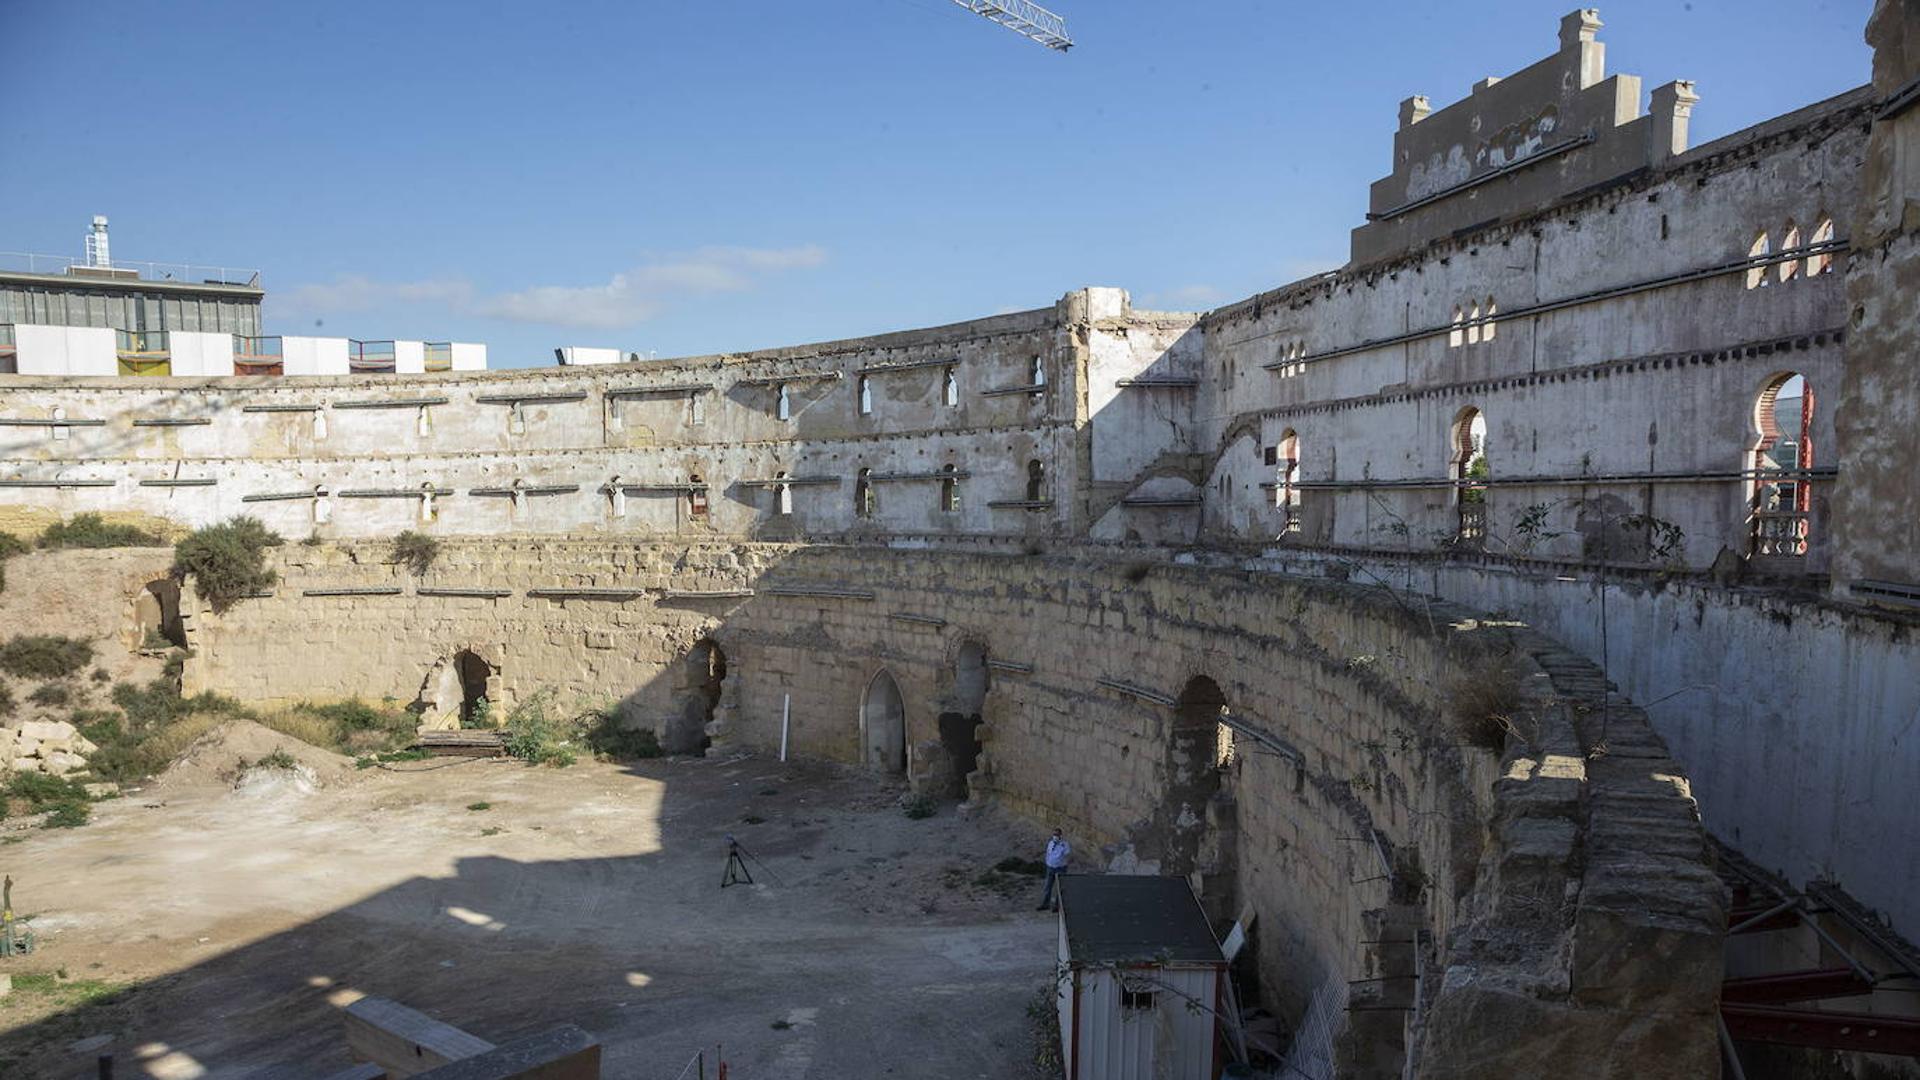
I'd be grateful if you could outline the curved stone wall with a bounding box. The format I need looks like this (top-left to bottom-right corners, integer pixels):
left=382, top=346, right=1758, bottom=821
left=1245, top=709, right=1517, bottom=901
left=178, top=539, right=1720, bottom=1075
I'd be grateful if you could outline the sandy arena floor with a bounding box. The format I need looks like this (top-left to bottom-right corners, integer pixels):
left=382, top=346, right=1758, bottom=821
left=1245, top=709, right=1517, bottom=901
left=0, top=729, right=1060, bottom=1079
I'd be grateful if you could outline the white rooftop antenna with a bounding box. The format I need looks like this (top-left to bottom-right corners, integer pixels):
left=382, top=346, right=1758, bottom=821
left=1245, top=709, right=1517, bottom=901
left=946, top=0, right=1073, bottom=50
left=84, top=216, right=110, bottom=268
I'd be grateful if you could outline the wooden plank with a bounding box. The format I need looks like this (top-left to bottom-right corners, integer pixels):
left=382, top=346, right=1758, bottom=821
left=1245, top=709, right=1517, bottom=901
left=415, top=1026, right=600, bottom=1080
left=345, top=996, right=495, bottom=1077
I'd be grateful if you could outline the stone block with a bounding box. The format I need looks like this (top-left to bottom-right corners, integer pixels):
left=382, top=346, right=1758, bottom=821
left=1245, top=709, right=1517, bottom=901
left=19, top=720, right=77, bottom=744
left=42, top=751, right=85, bottom=776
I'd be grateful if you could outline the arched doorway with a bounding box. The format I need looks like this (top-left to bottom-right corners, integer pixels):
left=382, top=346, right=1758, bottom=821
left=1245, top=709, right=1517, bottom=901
left=137, top=578, right=186, bottom=650
left=666, top=640, right=726, bottom=754
left=1161, top=676, right=1230, bottom=877
left=862, top=669, right=906, bottom=773
left=455, top=649, right=492, bottom=727
left=936, top=643, right=989, bottom=797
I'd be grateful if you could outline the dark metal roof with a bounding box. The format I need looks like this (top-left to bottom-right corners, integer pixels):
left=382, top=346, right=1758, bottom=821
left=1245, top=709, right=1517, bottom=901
left=1059, top=875, right=1223, bottom=966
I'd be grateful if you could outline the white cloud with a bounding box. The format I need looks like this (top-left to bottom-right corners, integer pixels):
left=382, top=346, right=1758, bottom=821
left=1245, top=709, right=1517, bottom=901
left=277, top=245, right=828, bottom=331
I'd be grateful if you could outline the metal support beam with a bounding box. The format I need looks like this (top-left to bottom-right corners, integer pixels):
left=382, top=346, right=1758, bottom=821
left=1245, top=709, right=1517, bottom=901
left=946, top=0, right=1073, bottom=50
left=1721, top=1004, right=1920, bottom=1056
left=1722, top=968, right=1873, bottom=1005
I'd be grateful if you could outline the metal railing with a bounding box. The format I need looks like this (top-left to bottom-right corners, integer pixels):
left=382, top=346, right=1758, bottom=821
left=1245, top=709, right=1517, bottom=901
left=1455, top=499, right=1487, bottom=548
left=0, top=251, right=260, bottom=287
left=347, top=339, right=396, bottom=373
left=1749, top=509, right=1811, bottom=558
left=234, top=334, right=285, bottom=375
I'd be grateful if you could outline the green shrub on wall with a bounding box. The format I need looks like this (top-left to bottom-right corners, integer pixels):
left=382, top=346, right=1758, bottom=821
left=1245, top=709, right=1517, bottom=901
left=391, top=531, right=440, bottom=575
left=39, top=513, right=164, bottom=550
left=172, top=516, right=283, bottom=612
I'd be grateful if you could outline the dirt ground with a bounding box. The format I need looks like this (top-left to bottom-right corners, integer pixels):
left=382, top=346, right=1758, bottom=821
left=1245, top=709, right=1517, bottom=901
left=0, top=730, right=1062, bottom=1079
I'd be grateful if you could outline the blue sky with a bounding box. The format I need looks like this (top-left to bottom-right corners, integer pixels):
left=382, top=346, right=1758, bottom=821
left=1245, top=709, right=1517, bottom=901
left=1, top=0, right=1872, bottom=368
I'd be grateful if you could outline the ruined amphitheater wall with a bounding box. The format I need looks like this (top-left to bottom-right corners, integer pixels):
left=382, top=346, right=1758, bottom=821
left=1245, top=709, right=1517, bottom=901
left=179, top=539, right=1721, bottom=1075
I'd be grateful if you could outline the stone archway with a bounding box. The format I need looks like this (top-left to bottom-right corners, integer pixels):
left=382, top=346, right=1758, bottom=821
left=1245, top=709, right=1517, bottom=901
left=862, top=668, right=906, bottom=773
left=1159, top=675, right=1228, bottom=876
left=932, top=642, right=989, bottom=798
left=665, top=640, right=726, bottom=754
left=134, top=578, right=185, bottom=650
left=454, top=649, right=492, bottom=727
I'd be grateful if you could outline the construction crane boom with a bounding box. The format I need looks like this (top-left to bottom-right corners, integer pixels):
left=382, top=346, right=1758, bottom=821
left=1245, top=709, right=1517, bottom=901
left=946, top=0, right=1073, bottom=51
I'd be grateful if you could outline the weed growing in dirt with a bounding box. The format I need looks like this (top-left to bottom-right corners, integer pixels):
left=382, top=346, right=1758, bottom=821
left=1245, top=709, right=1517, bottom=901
left=4, top=773, right=93, bottom=828
left=90, top=667, right=110, bottom=683
left=7, top=971, right=122, bottom=1007
left=78, top=679, right=251, bottom=783
left=27, top=683, right=72, bottom=708
left=580, top=707, right=662, bottom=760
left=902, top=794, right=936, bottom=819
left=39, top=513, right=163, bottom=550
left=266, top=699, right=415, bottom=755
left=171, top=516, right=282, bottom=612
left=0, top=681, right=13, bottom=719
left=467, top=801, right=491, bottom=812
left=503, top=692, right=576, bottom=767
left=391, top=530, right=440, bottom=575
left=254, top=749, right=298, bottom=771
left=0, top=635, right=95, bottom=680
left=0, top=531, right=28, bottom=596
left=1026, top=985, right=1064, bottom=1077
left=480, top=826, right=504, bottom=836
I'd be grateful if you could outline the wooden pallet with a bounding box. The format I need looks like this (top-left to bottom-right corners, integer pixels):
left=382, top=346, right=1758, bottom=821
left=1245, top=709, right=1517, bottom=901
left=414, top=730, right=508, bottom=758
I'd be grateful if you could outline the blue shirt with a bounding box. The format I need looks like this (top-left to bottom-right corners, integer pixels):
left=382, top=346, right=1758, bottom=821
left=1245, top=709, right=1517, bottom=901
left=1045, top=836, right=1071, bottom=869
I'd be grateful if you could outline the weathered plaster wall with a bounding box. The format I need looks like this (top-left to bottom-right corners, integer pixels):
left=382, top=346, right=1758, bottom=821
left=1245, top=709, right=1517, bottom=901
left=178, top=539, right=1721, bottom=1077
left=1831, top=0, right=1920, bottom=606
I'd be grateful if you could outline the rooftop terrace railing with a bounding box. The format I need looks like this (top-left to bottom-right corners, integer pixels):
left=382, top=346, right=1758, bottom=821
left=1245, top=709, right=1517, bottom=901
left=347, top=339, right=396, bottom=374
left=115, top=329, right=171, bottom=376
left=233, top=335, right=285, bottom=376
left=0, top=251, right=261, bottom=288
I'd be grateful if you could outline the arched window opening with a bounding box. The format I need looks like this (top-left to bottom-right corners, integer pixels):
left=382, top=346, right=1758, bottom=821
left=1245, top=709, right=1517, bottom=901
left=419, top=482, right=437, bottom=523
left=1029, top=355, right=1046, bottom=387
left=1779, top=221, right=1802, bottom=283
left=1746, top=231, right=1771, bottom=289
left=313, top=485, right=331, bottom=525
left=415, top=405, right=432, bottom=437
left=939, top=464, right=961, bottom=513
left=689, top=392, right=706, bottom=425
left=943, top=366, right=959, bottom=407
left=1450, top=407, right=1488, bottom=547
left=1750, top=372, right=1814, bottom=559
left=1276, top=429, right=1301, bottom=534
left=775, top=471, right=792, bottom=516
left=1484, top=296, right=1498, bottom=341
left=1449, top=307, right=1465, bottom=348
left=688, top=474, right=708, bottom=517
left=858, top=375, right=873, bottom=416
left=1808, top=216, right=1835, bottom=276
left=608, top=475, right=627, bottom=519
left=1466, top=301, right=1482, bottom=344
left=776, top=383, right=791, bottom=421
left=1026, top=459, right=1045, bottom=502
left=861, top=668, right=907, bottom=773
left=855, top=467, right=875, bottom=518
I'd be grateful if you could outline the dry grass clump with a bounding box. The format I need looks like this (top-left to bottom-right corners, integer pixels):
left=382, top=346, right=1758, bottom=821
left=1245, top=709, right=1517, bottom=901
left=1444, top=649, right=1527, bottom=752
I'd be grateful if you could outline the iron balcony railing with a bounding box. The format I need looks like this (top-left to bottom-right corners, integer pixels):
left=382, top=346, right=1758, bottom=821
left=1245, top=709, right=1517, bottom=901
left=115, top=329, right=171, bottom=376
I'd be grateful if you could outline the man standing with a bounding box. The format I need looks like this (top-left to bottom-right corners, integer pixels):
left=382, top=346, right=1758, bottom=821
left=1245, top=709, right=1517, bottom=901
left=1036, top=827, right=1070, bottom=912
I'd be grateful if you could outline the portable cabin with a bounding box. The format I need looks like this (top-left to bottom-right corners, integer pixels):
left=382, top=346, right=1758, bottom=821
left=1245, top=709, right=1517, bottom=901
left=1057, top=875, right=1228, bottom=1080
